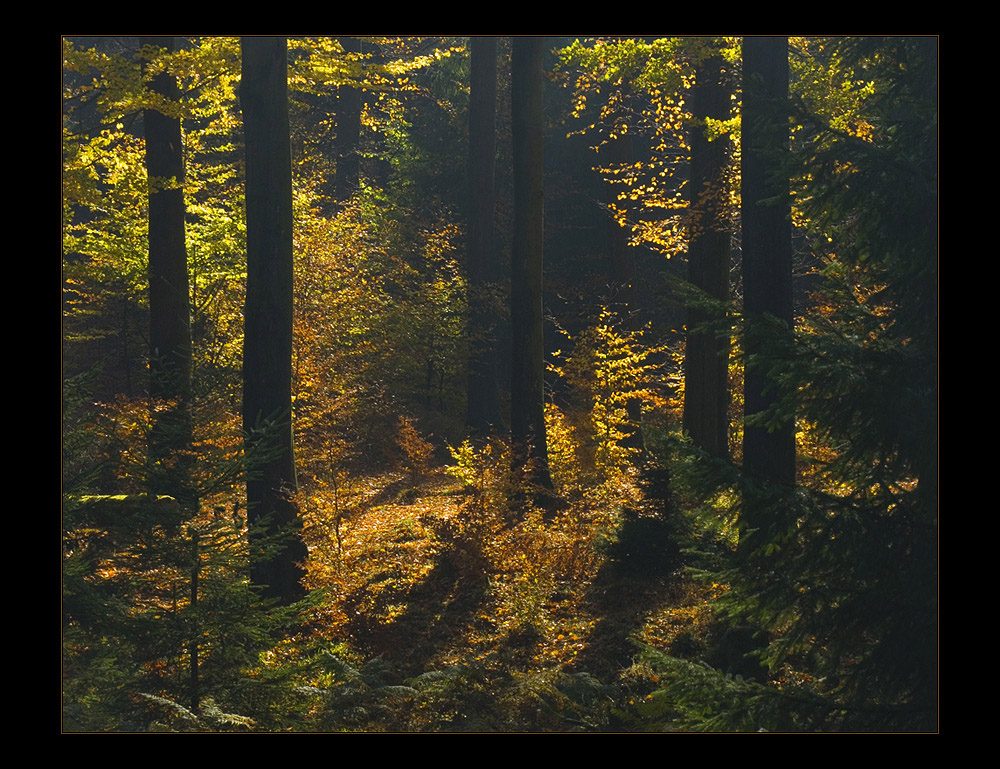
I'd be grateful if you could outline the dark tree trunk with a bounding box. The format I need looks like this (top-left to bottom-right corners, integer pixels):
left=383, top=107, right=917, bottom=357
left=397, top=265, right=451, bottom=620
left=141, top=36, right=193, bottom=500
left=741, top=36, right=795, bottom=490
left=466, top=36, right=502, bottom=436
left=334, top=36, right=363, bottom=200
left=510, top=36, right=552, bottom=489
left=240, top=36, right=306, bottom=603
left=683, top=49, right=732, bottom=459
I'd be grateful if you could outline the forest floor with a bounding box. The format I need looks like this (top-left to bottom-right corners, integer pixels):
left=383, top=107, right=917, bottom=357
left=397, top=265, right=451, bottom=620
left=292, top=465, right=718, bottom=731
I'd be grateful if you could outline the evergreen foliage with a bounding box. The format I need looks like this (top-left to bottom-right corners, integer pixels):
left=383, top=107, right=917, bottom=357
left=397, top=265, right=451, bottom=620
left=62, top=492, right=314, bottom=732
left=643, top=36, right=937, bottom=732
left=63, top=36, right=936, bottom=732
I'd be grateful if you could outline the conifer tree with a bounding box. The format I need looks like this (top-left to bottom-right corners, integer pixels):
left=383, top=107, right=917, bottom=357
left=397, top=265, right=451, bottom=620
left=652, top=36, right=938, bottom=733
left=772, top=36, right=938, bottom=729
left=741, top=35, right=795, bottom=492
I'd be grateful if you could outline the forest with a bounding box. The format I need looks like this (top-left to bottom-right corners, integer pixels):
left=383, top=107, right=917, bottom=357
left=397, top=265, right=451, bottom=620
left=61, top=36, right=938, bottom=733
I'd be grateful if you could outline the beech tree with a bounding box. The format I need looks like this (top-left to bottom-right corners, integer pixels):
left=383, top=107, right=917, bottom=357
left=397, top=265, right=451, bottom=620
left=602, top=82, right=645, bottom=453
left=510, top=36, right=553, bottom=489
left=465, top=36, right=502, bottom=436
left=333, top=36, right=364, bottom=200
left=240, top=36, right=306, bottom=602
left=141, top=37, right=194, bottom=498
left=682, top=45, right=732, bottom=459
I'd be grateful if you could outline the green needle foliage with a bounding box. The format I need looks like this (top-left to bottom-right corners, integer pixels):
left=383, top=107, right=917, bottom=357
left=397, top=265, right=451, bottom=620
left=63, top=36, right=936, bottom=732
left=62, top=493, right=315, bottom=732
left=644, top=36, right=937, bottom=733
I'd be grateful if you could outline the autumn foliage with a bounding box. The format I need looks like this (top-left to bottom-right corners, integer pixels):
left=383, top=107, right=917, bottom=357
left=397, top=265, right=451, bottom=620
left=63, top=36, right=936, bottom=732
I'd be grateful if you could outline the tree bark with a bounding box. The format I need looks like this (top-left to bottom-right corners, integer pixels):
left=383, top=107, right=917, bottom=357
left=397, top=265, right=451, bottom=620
left=241, top=36, right=306, bottom=602
left=683, top=49, right=732, bottom=459
left=510, top=36, right=552, bottom=489
left=334, top=36, right=363, bottom=200
left=466, top=36, right=502, bottom=436
left=141, top=36, right=193, bottom=500
left=741, top=36, right=795, bottom=489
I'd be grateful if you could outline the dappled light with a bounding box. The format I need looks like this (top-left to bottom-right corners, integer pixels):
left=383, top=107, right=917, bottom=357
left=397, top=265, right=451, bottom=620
left=63, top=35, right=936, bottom=732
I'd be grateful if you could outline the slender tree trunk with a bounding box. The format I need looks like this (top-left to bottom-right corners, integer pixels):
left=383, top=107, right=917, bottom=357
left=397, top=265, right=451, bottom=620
left=241, top=36, right=306, bottom=602
left=741, top=36, right=795, bottom=490
left=141, top=36, right=193, bottom=500
left=683, top=49, right=732, bottom=459
left=510, top=36, right=552, bottom=490
left=466, top=36, right=502, bottom=436
left=334, top=36, right=363, bottom=200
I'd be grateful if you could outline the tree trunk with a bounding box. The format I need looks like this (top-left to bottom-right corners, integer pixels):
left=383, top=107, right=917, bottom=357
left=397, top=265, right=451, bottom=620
left=510, top=36, right=552, bottom=489
left=741, top=36, right=795, bottom=490
left=683, top=49, right=732, bottom=459
left=334, top=36, right=363, bottom=200
left=466, top=36, right=502, bottom=436
left=240, top=36, right=306, bottom=603
left=141, top=36, right=193, bottom=501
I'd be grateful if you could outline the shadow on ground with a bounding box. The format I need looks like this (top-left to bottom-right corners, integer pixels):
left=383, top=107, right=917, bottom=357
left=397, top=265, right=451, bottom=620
left=570, top=510, right=680, bottom=680
left=342, top=520, right=489, bottom=676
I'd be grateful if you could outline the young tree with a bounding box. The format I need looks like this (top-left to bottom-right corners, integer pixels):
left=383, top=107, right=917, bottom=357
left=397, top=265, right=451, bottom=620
left=140, top=37, right=194, bottom=498
left=465, top=36, right=503, bottom=436
left=510, top=36, right=553, bottom=489
left=740, top=36, right=795, bottom=491
left=651, top=37, right=937, bottom=732
left=683, top=45, right=732, bottom=459
left=240, top=36, right=306, bottom=602
left=601, top=77, right=645, bottom=454
left=772, top=36, right=938, bottom=729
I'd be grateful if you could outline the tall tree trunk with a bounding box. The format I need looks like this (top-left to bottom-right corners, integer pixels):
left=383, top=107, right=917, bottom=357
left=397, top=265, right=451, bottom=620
left=241, top=36, right=306, bottom=603
left=466, top=36, right=502, bottom=436
left=741, top=36, right=795, bottom=492
left=510, top=36, right=552, bottom=489
left=334, top=36, right=363, bottom=200
left=683, top=48, right=732, bottom=459
left=141, top=36, right=193, bottom=501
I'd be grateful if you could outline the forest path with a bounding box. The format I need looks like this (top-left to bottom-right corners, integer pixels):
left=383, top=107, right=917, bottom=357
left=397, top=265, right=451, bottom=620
left=300, top=468, right=692, bottom=689
left=302, top=470, right=478, bottom=671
